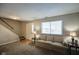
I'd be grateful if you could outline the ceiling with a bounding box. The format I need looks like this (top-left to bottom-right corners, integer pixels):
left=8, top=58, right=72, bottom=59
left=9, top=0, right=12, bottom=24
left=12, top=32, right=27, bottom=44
left=0, top=3, right=79, bottom=21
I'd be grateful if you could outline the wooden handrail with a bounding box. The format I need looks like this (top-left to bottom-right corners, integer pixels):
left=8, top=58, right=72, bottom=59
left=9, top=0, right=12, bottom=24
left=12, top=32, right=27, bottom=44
left=0, top=17, right=14, bottom=29
left=0, top=17, right=19, bottom=35
left=0, top=17, right=25, bottom=39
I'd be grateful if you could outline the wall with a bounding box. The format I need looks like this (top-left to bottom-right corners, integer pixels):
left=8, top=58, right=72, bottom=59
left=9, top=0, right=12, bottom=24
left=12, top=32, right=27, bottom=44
left=39, top=13, right=79, bottom=36
left=0, top=18, right=28, bottom=45
left=26, top=13, right=79, bottom=42
left=26, top=22, right=34, bottom=40
left=25, top=20, right=41, bottom=40
left=20, top=21, right=27, bottom=38
left=0, top=18, right=22, bottom=36
left=0, top=24, right=19, bottom=45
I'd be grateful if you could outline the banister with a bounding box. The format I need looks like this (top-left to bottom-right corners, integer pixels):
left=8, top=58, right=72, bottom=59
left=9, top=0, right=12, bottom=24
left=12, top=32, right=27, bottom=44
left=0, top=17, right=14, bottom=30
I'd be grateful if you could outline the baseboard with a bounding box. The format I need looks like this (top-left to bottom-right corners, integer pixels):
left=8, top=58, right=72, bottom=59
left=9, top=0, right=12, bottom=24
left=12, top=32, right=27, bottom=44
left=0, top=40, right=19, bottom=46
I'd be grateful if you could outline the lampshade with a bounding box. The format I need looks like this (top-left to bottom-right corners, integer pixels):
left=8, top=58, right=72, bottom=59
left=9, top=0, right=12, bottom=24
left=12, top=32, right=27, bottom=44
left=32, top=31, right=37, bottom=34
left=36, top=34, right=40, bottom=39
left=70, top=32, right=77, bottom=37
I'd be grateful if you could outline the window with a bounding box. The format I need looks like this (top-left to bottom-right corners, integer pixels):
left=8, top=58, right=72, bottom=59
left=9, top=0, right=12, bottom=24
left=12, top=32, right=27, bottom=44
left=41, top=20, right=63, bottom=35
left=51, top=21, right=63, bottom=35
left=41, top=22, right=50, bottom=34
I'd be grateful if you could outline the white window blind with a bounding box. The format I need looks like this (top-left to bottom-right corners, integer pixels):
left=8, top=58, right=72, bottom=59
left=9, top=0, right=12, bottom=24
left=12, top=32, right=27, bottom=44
left=41, top=22, right=50, bottom=34
left=41, top=20, right=63, bottom=35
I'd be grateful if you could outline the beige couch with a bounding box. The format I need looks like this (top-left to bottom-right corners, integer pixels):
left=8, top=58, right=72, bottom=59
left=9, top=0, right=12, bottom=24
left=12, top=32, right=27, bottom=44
left=40, top=34, right=64, bottom=43
left=36, top=35, right=66, bottom=54
left=35, top=40, right=66, bottom=54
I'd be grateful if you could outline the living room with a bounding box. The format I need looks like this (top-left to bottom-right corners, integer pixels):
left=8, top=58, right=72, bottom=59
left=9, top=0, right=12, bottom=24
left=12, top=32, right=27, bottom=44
left=0, top=3, right=79, bottom=55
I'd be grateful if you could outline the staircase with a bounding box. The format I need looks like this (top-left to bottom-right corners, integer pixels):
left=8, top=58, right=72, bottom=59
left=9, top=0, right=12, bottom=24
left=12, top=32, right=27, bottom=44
left=0, top=17, right=19, bottom=35
left=0, top=17, right=19, bottom=45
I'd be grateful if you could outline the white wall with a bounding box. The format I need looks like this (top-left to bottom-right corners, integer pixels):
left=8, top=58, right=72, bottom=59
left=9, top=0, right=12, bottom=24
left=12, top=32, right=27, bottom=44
left=40, top=13, right=79, bottom=32
left=0, top=19, right=22, bottom=36
left=25, top=13, right=79, bottom=41
left=0, top=24, right=19, bottom=45
left=26, top=22, right=34, bottom=40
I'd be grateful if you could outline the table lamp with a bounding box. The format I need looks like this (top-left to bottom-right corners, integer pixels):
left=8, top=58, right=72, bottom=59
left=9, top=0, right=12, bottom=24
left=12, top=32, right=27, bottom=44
left=36, top=34, right=40, bottom=40
left=70, top=32, right=77, bottom=45
left=32, top=31, right=37, bottom=35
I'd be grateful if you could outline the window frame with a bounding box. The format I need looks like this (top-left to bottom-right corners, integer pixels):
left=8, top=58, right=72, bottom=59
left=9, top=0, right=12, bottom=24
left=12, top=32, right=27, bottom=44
left=41, top=20, right=64, bottom=35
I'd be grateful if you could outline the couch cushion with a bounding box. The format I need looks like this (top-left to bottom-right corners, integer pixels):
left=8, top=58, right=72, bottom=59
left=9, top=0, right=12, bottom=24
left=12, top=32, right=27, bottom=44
left=40, top=35, right=46, bottom=40
left=53, top=36, right=64, bottom=43
left=47, top=35, right=54, bottom=41
left=40, top=35, right=64, bottom=43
